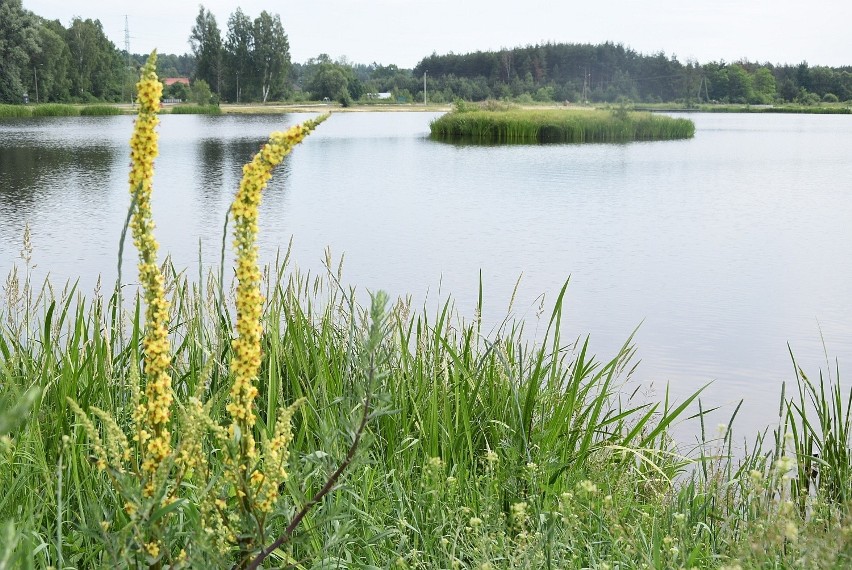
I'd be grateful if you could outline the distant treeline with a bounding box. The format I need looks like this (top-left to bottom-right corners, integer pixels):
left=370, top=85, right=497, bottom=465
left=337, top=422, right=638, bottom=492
left=412, top=43, right=852, bottom=105
left=2, top=0, right=851, bottom=106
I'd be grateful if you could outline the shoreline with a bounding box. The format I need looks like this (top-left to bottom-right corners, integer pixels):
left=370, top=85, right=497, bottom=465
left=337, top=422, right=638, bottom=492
left=4, top=101, right=849, bottom=117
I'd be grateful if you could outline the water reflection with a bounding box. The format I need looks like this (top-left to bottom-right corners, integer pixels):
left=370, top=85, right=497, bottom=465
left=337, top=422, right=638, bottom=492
left=0, top=144, right=117, bottom=217
left=197, top=139, right=226, bottom=198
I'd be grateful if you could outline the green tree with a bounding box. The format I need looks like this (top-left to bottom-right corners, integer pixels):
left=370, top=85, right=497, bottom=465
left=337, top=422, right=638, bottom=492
left=0, top=0, right=38, bottom=103
left=726, top=64, right=753, bottom=103
left=224, top=7, right=252, bottom=102
left=752, top=67, right=776, bottom=103
left=165, top=81, right=190, bottom=101
left=31, top=22, right=72, bottom=102
left=252, top=11, right=290, bottom=103
left=65, top=18, right=124, bottom=101
left=189, top=5, right=223, bottom=96
left=190, top=78, right=213, bottom=105
left=306, top=60, right=348, bottom=100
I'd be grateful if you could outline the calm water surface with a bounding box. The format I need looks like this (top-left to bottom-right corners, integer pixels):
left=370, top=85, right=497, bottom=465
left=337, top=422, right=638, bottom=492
left=2, top=111, right=851, bottom=437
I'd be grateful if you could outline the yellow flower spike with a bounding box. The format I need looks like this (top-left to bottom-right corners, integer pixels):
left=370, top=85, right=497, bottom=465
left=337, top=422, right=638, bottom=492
left=226, top=115, right=328, bottom=462
left=127, top=51, right=173, bottom=492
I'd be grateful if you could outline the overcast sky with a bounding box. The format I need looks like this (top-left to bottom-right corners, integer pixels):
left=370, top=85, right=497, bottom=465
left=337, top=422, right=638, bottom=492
left=22, top=1, right=852, bottom=68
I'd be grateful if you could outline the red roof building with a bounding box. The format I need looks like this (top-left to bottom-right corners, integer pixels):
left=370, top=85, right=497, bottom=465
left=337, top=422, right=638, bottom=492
left=163, top=77, right=190, bottom=86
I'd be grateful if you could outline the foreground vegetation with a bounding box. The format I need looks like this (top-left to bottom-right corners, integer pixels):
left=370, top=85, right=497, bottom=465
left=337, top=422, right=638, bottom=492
left=430, top=106, right=695, bottom=143
left=3, top=231, right=852, bottom=569
left=2, top=53, right=851, bottom=570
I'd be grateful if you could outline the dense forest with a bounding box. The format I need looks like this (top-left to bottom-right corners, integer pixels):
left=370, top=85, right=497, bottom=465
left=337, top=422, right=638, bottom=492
left=412, top=43, right=852, bottom=105
left=2, top=0, right=851, bottom=105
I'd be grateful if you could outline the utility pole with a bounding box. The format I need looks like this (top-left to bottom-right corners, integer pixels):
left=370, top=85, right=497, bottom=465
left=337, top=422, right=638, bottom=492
left=33, top=66, right=38, bottom=104
left=423, top=70, right=427, bottom=106
left=124, top=16, right=133, bottom=104
left=696, top=76, right=710, bottom=103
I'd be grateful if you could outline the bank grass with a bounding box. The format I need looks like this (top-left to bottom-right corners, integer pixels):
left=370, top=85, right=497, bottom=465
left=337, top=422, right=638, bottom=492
left=168, top=104, right=222, bottom=115
left=698, top=104, right=852, bottom=114
left=30, top=104, right=79, bottom=117
left=80, top=105, right=123, bottom=116
left=0, top=104, right=33, bottom=118
left=430, top=108, right=695, bottom=143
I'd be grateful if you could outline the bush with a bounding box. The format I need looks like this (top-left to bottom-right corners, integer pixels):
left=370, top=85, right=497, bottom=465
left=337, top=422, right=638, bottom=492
left=823, top=93, right=840, bottom=103
left=795, top=89, right=821, bottom=106
left=190, top=79, right=213, bottom=106
left=337, top=87, right=352, bottom=107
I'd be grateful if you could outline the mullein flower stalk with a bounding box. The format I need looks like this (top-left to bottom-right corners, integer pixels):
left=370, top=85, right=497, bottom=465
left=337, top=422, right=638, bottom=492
left=127, top=51, right=173, bottom=494
left=226, top=115, right=328, bottom=463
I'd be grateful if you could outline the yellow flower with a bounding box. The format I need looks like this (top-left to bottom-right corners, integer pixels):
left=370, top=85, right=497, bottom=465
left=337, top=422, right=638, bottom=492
left=226, top=116, right=327, bottom=477
left=127, top=51, right=173, bottom=491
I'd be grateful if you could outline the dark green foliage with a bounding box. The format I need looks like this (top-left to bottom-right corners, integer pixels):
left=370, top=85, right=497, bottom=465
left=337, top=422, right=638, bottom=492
left=305, top=56, right=351, bottom=100
left=164, top=81, right=190, bottom=102
left=430, top=109, right=695, bottom=143
left=189, top=6, right=224, bottom=96
left=64, top=18, right=125, bottom=101
left=224, top=8, right=252, bottom=103
left=252, top=11, right=290, bottom=103
left=412, top=44, right=852, bottom=105
left=194, top=5, right=292, bottom=103
left=0, top=0, right=38, bottom=103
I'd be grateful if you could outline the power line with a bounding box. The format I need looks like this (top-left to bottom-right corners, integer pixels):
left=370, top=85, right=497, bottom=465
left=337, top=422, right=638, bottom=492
left=124, top=16, right=133, bottom=104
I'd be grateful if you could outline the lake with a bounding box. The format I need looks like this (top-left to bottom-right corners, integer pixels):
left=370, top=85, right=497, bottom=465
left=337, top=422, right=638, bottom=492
left=2, top=110, right=851, bottom=439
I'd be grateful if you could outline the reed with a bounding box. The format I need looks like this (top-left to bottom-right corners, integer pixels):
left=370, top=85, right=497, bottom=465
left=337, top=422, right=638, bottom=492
left=0, top=104, right=33, bottom=118
left=80, top=105, right=123, bottom=116
left=30, top=104, right=79, bottom=117
left=168, top=104, right=222, bottom=115
left=431, top=108, right=695, bottom=143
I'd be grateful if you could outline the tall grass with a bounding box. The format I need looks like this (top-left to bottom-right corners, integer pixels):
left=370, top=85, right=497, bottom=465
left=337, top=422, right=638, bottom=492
left=30, top=104, right=79, bottom=117
left=2, top=253, right=850, bottom=567
left=0, top=104, right=33, bottom=118
left=169, top=104, right=222, bottom=115
left=430, top=109, right=695, bottom=143
left=80, top=105, right=123, bottom=116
